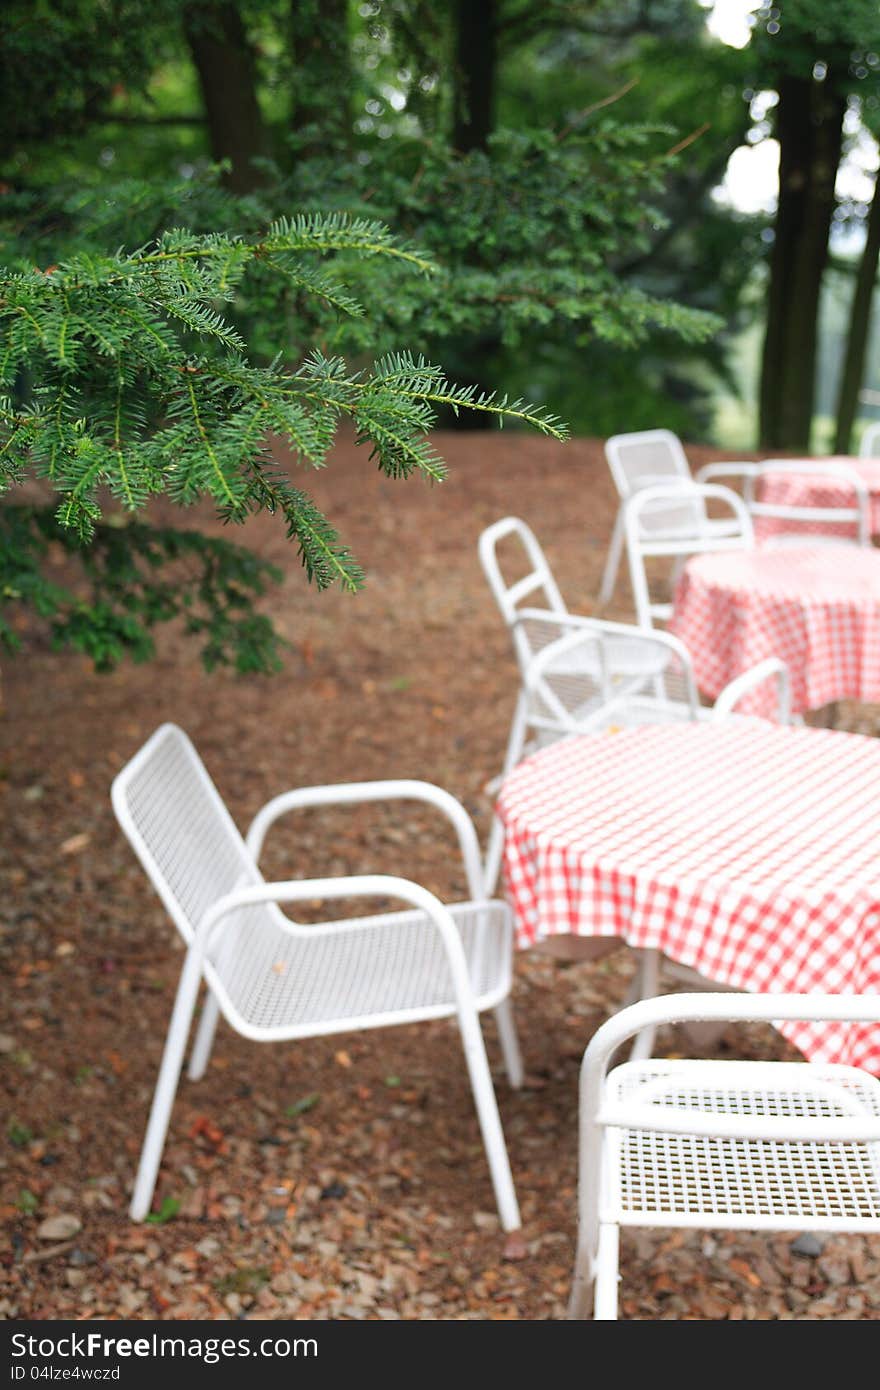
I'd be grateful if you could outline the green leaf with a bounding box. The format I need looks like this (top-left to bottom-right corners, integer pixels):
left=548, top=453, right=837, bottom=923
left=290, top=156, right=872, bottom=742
left=144, top=1195, right=180, bottom=1225
left=285, top=1093, right=320, bottom=1118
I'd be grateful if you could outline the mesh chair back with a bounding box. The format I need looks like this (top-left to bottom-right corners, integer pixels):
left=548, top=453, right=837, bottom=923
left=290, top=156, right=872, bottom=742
left=111, top=724, right=260, bottom=943
left=605, top=429, right=708, bottom=538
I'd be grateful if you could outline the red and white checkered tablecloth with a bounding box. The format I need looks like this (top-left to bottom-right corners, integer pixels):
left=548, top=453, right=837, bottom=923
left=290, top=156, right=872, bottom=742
left=755, top=457, right=880, bottom=540
left=497, top=721, right=880, bottom=1071
left=668, top=544, right=880, bottom=717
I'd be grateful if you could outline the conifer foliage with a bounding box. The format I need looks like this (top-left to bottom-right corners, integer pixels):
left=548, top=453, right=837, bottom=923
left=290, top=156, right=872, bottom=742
left=0, top=214, right=567, bottom=671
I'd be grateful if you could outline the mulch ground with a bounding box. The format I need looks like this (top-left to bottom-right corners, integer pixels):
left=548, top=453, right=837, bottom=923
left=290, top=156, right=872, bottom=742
left=3, top=428, right=880, bottom=1321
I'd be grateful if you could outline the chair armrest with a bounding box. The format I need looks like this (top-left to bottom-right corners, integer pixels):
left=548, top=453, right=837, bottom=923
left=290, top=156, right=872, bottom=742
left=197, top=873, right=483, bottom=1002
left=245, top=781, right=484, bottom=899
left=623, top=483, right=755, bottom=554
left=694, top=462, right=759, bottom=487
left=711, top=657, right=791, bottom=724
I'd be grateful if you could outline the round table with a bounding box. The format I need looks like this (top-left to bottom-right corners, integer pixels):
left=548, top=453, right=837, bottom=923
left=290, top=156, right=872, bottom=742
left=668, top=544, right=880, bottom=717
left=755, top=456, right=880, bottom=540
left=496, top=720, right=880, bottom=1071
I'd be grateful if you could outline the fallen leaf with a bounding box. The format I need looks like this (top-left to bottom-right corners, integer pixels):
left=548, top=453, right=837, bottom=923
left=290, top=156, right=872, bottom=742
left=60, top=833, right=90, bottom=855
left=729, top=1257, right=762, bottom=1287
left=188, top=1116, right=224, bottom=1147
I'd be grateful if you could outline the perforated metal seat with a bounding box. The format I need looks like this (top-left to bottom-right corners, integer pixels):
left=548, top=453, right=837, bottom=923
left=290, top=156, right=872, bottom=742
left=569, top=993, right=880, bottom=1320
left=608, top=1060, right=880, bottom=1227
left=113, top=724, right=523, bottom=1231
left=202, top=900, right=513, bottom=1037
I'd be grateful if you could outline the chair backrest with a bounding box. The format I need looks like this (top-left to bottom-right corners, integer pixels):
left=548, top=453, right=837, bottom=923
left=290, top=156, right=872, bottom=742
left=623, top=483, right=755, bottom=627
left=604, top=429, right=691, bottom=499
left=111, top=723, right=260, bottom=944
left=752, top=460, right=871, bottom=546
left=605, top=429, right=711, bottom=537
left=859, top=421, right=880, bottom=459
left=478, top=515, right=571, bottom=672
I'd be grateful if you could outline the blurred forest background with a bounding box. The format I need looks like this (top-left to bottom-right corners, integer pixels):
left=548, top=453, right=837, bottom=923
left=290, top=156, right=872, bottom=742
left=3, top=0, right=880, bottom=453
left=3, top=0, right=880, bottom=673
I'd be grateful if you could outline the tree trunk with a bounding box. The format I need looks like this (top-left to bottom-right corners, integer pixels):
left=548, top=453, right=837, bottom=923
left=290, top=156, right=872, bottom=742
left=183, top=2, right=268, bottom=193
left=833, top=168, right=880, bottom=454
left=289, top=0, right=352, bottom=150
left=759, top=74, right=846, bottom=450
left=446, top=0, right=500, bottom=428
left=452, top=0, right=497, bottom=153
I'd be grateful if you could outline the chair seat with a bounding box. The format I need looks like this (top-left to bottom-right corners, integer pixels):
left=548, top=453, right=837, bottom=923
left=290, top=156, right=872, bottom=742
left=636, top=516, right=744, bottom=543
left=595, top=700, right=761, bottom=729
left=604, top=1059, right=880, bottom=1230
left=204, top=899, right=514, bottom=1039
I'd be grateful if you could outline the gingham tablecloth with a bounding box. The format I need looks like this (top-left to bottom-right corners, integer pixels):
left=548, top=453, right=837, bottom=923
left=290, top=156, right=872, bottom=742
left=497, top=721, right=880, bottom=1071
left=755, top=457, right=880, bottom=540
left=668, top=544, right=880, bottom=717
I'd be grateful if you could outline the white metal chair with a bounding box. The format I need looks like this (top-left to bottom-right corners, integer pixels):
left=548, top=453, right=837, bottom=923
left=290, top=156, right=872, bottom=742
left=623, top=482, right=755, bottom=628
left=478, top=517, right=668, bottom=771
left=112, top=723, right=523, bottom=1231
left=859, top=421, right=880, bottom=458
left=599, top=430, right=750, bottom=610
left=697, top=459, right=871, bottom=547
left=569, top=991, right=880, bottom=1320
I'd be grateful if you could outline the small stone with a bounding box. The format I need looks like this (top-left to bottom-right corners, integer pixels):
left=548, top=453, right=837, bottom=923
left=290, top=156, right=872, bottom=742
left=473, top=1211, right=500, bottom=1231
left=320, top=1182, right=347, bottom=1201
left=790, top=1233, right=825, bottom=1258
left=818, top=1253, right=851, bottom=1286
left=37, top=1214, right=82, bottom=1242
left=0, top=1034, right=15, bottom=1054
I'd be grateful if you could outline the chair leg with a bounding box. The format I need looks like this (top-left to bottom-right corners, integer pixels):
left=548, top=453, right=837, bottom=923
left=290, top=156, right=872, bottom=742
left=493, top=998, right=524, bottom=1089
left=628, top=948, right=661, bottom=1061
left=130, top=948, right=203, bottom=1221
left=568, top=1234, right=596, bottom=1319
left=592, top=1222, right=621, bottom=1319
left=598, top=509, right=625, bottom=611
left=482, top=692, right=528, bottom=896
left=188, top=991, right=220, bottom=1081
left=483, top=816, right=506, bottom=900
left=455, top=1007, right=521, bottom=1232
